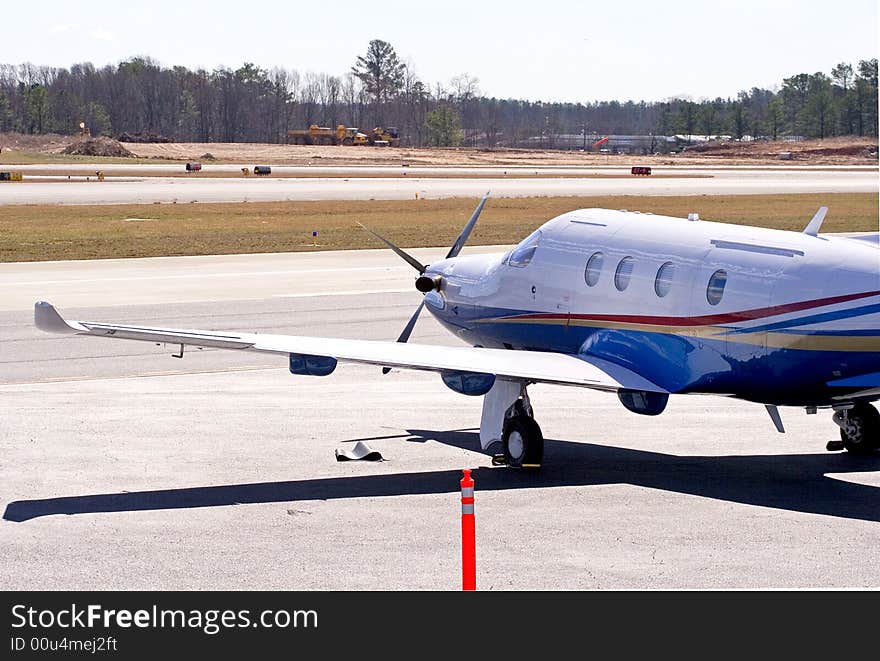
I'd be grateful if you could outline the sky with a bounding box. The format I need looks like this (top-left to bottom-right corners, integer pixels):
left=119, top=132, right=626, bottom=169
left=3, top=0, right=877, bottom=102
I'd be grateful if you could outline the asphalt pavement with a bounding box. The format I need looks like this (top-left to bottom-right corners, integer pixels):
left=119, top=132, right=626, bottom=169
left=3, top=249, right=880, bottom=589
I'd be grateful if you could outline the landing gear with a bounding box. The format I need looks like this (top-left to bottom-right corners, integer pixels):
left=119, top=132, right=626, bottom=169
left=833, top=403, right=880, bottom=454
left=481, top=380, right=544, bottom=469
left=502, top=402, right=544, bottom=469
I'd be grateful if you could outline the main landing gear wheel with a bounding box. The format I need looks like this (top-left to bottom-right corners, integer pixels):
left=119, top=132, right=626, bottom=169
left=838, top=403, right=880, bottom=455
left=502, top=415, right=543, bottom=469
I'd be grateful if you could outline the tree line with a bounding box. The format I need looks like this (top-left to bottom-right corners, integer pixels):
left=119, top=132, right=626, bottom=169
left=0, top=40, right=876, bottom=150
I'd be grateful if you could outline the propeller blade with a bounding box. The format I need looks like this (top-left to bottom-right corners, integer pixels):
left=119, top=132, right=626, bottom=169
left=446, top=191, right=490, bottom=259
left=382, top=301, right=425, bottom=374
left=374, top=194, right=489, bottom=375
left=356, top=222, right=426, bottom=273
left=396, top=300, right=425, bottom=343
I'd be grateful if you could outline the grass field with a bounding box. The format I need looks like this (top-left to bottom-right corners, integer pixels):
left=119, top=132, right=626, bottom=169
left=0, top=193, right=876, bottom=262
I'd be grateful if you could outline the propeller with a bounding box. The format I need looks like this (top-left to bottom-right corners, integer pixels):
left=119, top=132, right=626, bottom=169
left=358, top=191, right=491, bottom=373
left=355, top=222, right=427, bottom=274
left=380, top=300, right=426, bottom=373
left=446, top=191, right=490, bottom=259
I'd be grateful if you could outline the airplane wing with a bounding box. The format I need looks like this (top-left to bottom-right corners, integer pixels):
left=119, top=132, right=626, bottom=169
left=35, top=301, right=665, bottom=394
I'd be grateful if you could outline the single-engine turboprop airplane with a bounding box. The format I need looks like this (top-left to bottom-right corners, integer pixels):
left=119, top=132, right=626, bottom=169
left=35, top=193, right=880, bottom=468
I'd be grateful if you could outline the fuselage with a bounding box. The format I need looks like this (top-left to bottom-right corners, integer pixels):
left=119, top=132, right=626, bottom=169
left=422, top=209, right=880, bottom=406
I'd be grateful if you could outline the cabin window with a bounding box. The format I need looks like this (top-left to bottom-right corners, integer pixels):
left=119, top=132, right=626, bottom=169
left=584, top=252, right=603, bottom=286
left=706, top=269, right=728, bottom=305
left=614, top=257, right=634, bottom=291
left=654, top=261, right=675, bottom=297
left=507, top=230, right=542, bottom=268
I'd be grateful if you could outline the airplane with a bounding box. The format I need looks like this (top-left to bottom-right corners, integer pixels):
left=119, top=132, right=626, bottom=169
left=34, top=192, right=880, bottom=469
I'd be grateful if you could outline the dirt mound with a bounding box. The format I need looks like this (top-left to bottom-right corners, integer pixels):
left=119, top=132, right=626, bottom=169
left=62, top=137, right=134, bottom=157
left=200, top=152, right=217, bottom=161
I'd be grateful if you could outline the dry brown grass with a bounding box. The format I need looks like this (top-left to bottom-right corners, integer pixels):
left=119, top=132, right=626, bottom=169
left=0, top=193, right=876, bottom=262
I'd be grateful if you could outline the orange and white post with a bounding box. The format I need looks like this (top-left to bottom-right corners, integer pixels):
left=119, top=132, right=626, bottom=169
left=460, top=469, right=476, bottom=590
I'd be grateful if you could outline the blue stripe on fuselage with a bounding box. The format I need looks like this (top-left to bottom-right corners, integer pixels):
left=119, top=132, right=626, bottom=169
left=427, top=302, right=880, bottom=405
left=728, top=302, right=880, bottom=334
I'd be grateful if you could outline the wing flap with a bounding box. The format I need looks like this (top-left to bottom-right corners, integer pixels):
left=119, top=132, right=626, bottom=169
left=35, top=302, right=666, bottom=393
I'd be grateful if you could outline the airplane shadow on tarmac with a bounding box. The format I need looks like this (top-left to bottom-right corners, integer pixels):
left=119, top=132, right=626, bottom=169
left=5, top=429, right=880, bottom=523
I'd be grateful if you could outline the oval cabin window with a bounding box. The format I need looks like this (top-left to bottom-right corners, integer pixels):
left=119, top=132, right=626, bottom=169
left=584, top=252, right=603, bottom=286
left=614, top=257, right=634, bottom=292
left=706, top=269, right=728, bottom=306
left=654, top=262, right=674, bottom=297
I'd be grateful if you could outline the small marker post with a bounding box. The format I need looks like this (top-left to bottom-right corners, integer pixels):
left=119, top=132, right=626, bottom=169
left=312, top=230, right=318, bottom=247
left=460, top=469, right=476, bottom=591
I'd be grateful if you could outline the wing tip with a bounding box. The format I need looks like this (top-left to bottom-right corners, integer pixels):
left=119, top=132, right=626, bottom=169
left=34, top=301, right=75, bottom=334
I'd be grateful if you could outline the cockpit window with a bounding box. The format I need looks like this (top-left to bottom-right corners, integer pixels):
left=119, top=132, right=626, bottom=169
left=507, top=230, right=542, bottom=268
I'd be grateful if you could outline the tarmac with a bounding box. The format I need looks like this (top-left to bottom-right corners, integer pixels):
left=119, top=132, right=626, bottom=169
left=3, top=248, right=880, bottom=589
left=1, top=165, right=877, bottom=205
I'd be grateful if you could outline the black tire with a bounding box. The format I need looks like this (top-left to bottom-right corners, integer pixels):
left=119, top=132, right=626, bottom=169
left=840, top=402, right=880, bottom=454
left=502, top=415, right=544, bottom=469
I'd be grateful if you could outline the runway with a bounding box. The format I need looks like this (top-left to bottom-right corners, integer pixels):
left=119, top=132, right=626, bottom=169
left=1, top=165, right=876, bottom=205
left=3, top=249, right=880, bottom=589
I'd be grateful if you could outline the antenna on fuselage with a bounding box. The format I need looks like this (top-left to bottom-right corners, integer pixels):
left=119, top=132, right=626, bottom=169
left=802, top=206, right=828, bottom=237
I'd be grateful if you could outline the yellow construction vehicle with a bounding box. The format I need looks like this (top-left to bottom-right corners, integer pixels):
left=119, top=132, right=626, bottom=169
left=348, top=128, right=370, bottom=146
left=286, top=124, right=397, bottom=146
left=368, top=127, right=400, bottom=147
left=287, top=124, right=369, bottom=146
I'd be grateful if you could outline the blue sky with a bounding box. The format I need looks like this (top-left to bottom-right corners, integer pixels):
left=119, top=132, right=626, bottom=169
left=4, top=0, right=877, bottom=102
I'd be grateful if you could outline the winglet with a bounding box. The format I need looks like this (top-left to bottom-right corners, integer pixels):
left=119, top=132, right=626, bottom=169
left=34, top=301, right=79, bottom=334
left=803, top=206, right=828, bottom=237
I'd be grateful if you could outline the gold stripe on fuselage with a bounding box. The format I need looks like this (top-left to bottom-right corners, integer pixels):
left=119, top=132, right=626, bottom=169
left=478, top=316, right=880, bottom=352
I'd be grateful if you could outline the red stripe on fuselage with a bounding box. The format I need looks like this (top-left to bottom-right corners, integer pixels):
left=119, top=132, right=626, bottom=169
left=508, top=290, right=880, bottom=327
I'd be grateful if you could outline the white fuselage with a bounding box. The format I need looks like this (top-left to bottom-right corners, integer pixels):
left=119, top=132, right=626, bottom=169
left=423, top=209, right=880, bottom=406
